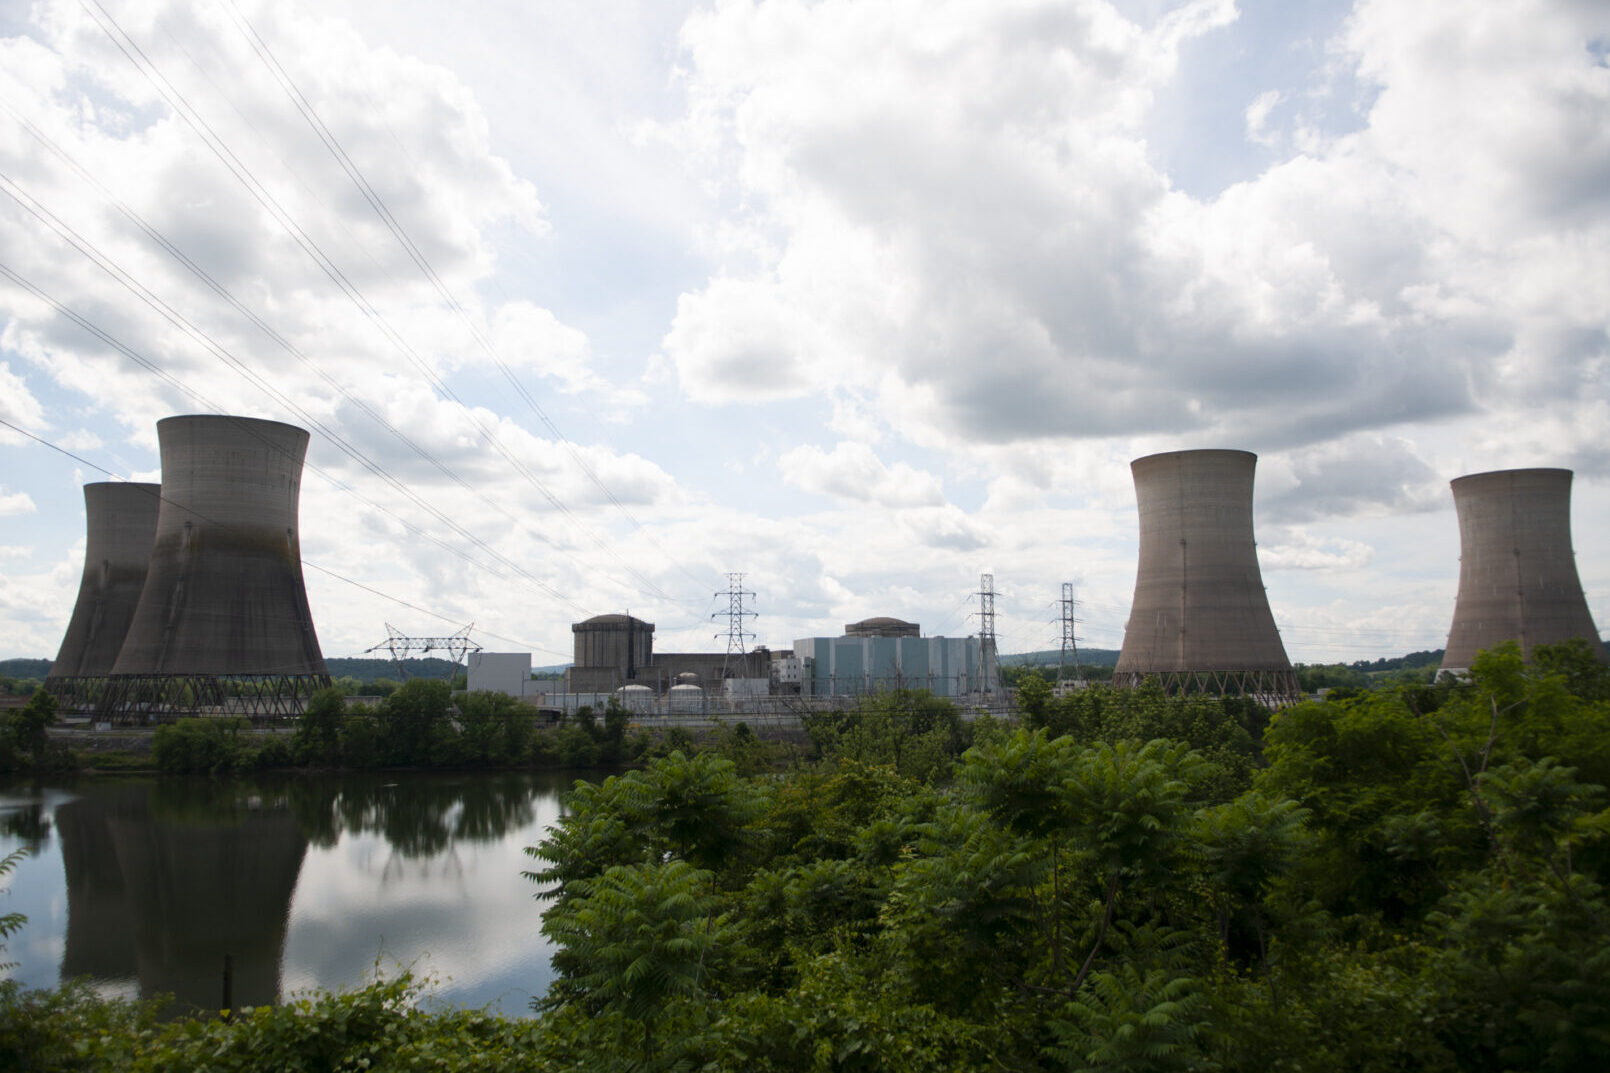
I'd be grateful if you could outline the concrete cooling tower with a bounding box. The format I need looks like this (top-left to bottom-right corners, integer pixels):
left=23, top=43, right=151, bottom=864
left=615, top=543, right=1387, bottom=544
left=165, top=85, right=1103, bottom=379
left=101, top=415, right=329, bottom=719
left=1440, top=468, right=1605, bottom=674
left=1112, top=449, right=1300, bottom=706
left=45, top=482, right=161, bottom=711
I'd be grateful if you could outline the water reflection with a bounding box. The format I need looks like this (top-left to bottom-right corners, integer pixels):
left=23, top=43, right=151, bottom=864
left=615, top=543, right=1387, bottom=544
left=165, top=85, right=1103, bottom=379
left=0, top=772, right=575, bottom=1015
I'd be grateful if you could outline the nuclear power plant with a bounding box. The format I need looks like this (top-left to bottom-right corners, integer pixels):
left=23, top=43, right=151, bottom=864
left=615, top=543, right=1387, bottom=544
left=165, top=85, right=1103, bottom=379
left=44, top=482, right=162, bottom=710
left=47, top=415, right=331, bottom=721
left=1112, top=449, right=1301, bottom=706
left=39, top=415, right=1605, bottom=722
left=1440, top=468, right=1606, bottom=674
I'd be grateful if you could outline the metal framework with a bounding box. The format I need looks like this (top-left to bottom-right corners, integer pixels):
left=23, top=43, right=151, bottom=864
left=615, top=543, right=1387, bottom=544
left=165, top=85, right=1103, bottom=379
left=365, top=623, right=481, bottom=680
left=713, top=573, right=757, bottom=680
left=1111, top=667, right=1302, bottom=708
left=976, top=573, right=998, bottom=694
left=92, top=672, right=333, bottom=724
left=1059, top=582, right=1079, bottom=682
left=43, top=675, right=113, bottom=714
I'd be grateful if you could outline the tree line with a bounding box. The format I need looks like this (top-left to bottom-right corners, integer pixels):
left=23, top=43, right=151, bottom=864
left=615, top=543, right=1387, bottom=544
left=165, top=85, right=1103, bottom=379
left=2, top=639, right=1607, bottom=1070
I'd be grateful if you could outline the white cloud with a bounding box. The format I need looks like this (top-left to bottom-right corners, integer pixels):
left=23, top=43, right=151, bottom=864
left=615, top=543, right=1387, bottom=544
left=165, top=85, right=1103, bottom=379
left=1244, top=89, right=1283, bottom=146
left=0, top=487, right=37, bottom=516
left=779, top=441, right=946, bottom=507
left=660, top=0, right=1608, bottom=464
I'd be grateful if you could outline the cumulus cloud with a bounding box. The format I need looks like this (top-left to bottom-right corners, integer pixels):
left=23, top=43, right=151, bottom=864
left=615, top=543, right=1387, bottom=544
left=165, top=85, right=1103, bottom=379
left=1259, top=433, right=1444, bottom=523
left=0, top=487, right=37, bottom=516
left=661, top=0, right=1609, bottom=460
left=1259, top=526, right=1374, bottom=571
left=779, top=441, right=946, bottom=507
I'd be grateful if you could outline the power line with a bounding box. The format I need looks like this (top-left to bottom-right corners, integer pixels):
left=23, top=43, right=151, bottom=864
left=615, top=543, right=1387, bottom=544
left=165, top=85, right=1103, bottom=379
left=218, top=0, right=719, bottom=600
left=0, top=415, right=566, bottom=659
left=0, top=142, right=629, bottom=610
left=77, top=0, right=691, bottom=610
left=0, top=254, right=591, bottom=618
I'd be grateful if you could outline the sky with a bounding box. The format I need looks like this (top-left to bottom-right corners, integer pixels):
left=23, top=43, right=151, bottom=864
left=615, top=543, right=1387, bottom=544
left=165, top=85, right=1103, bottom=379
left=1, top=0, right=1607, bottom=668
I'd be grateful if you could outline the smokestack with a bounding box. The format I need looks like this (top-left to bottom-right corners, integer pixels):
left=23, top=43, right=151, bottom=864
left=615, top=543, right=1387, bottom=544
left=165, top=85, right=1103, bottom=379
left=1113, top=449, right=1299, bottom=705
left=104, top=415, right=328, bottom=718
left=46, top=482, right=161, bottom=709
left=1440, top=468, right=1605, bottom=674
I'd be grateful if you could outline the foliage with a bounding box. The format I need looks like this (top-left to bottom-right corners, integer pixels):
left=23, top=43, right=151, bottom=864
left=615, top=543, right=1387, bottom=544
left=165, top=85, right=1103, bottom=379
left=0, top=690, right=72, bottom=773
left=803, top=689, right=968, bottom=782
left=152, top=717, right=252, bottom=775
left=292, top=686, right=345, bottom=764
left=0, top=973, right=542, bottom=1073
left=6, top=650, right=1607, bottom=1070
left=0, top=847, right=25, bottom=972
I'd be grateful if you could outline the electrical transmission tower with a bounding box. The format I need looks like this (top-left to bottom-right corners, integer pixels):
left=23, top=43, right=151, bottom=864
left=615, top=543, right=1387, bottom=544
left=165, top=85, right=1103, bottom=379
left=977, top=573, right=998, bottom=695
left=713, top=573, right=757, bottom=681
left=364, top=623, right=482, bottom=681
left=1059, top=582, right=1080, bottom=684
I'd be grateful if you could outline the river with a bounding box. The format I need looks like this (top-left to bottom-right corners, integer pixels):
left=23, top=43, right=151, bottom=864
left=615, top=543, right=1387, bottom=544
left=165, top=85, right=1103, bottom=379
left=0, top=771, right=589, bottom=1016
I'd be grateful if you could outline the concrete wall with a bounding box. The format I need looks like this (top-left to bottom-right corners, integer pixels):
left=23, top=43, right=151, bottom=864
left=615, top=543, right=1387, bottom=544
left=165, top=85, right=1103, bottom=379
left=467, top=652, right=538, bottom=697
left=112, top=416, right=326, bottom=677
left=1441, top=468, right=1606, bottom=672
left=50, top=482, right=161, bottom=679
left=1114, top=449, right=1293, bottom=676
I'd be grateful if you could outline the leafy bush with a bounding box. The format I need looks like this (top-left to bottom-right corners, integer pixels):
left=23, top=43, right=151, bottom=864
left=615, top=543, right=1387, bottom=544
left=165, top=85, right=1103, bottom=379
left=152, top=718, right=249, bottom=775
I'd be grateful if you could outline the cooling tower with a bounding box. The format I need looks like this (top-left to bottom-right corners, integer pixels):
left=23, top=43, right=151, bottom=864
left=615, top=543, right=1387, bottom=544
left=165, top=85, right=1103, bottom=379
left=103, top=415, right=329, bottom=719
left=1440, top=468, right=1605, bottom=674
left=1113, top=449, right=1300, bottom=705
left=45, top=482, right=161, bottom=709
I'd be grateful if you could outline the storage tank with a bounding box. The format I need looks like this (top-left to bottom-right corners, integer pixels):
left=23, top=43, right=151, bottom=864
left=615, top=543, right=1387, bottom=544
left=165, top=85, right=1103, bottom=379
left=45, top=482, right=161, bottom=708
left=668, top=683, right=704, bottom=714
left=1440, top=468, right=1605, bottom=674
left=614, top=683, right=653, bottom=714
left=1112, top=449, right=1300, bottom=705
left=103, top=415, right=329, bottom=718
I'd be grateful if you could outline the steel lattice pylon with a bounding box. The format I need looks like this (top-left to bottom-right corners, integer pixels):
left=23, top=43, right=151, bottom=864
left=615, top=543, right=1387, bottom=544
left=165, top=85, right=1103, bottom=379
left=713, top=573, right=757, bottom=681
left=1059, top=581, right=1079, bottom=683
left=364, top=623, right=482, bottom=680
left=976, top=573, right=998, bottom=694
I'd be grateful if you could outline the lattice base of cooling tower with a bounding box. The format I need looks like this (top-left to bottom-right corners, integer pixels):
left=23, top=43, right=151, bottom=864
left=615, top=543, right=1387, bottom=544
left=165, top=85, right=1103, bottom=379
left=1111, top=667, right=1303, bottom=709
left=90, top=673, right=335, bottom=724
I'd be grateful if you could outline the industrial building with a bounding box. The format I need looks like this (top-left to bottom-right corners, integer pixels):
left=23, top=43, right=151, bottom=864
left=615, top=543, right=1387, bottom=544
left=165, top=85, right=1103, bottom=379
left=1440, top=468, right=1606, bottom=674
left=472, top=613, right=996, bottom=710
left=49, top=415, right=332, bottom=720
left=1112, top=450, right=1301, bottom=706
left=563, top=613, right=772, bottom=694
left=793, top=616, right=990, bottom=699
left=45, top=482, right=162, bottom=710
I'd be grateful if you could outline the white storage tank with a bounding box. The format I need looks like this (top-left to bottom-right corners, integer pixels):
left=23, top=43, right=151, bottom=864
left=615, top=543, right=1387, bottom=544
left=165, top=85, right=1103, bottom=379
left=614, top=683, right=653, bottom=714
left=668, top=683, right=704, bottom=714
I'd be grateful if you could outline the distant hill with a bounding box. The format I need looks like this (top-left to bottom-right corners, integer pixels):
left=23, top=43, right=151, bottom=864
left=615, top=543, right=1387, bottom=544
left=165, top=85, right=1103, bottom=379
left=325, top=657, right=465, bottom=683
left=1000, top=648, right=1121, bottom=668
left=1346, top=650, right=1444, bottom=673
left=0, top=658, right=51, bottom=680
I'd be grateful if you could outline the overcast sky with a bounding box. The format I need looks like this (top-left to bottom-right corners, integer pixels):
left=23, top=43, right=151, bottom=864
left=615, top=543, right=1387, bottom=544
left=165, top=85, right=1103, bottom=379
left=2, top=0, right=1606, bottom=667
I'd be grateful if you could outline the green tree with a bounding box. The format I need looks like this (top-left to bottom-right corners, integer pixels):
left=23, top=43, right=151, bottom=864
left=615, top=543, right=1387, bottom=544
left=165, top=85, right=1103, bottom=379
left=293, top=687, right=345, bottom=765
left=2, top=690, right=58, bottom=770
left=379, top=678, right=452, bottom=766
left=539, top=860, right=729, bottom=1065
